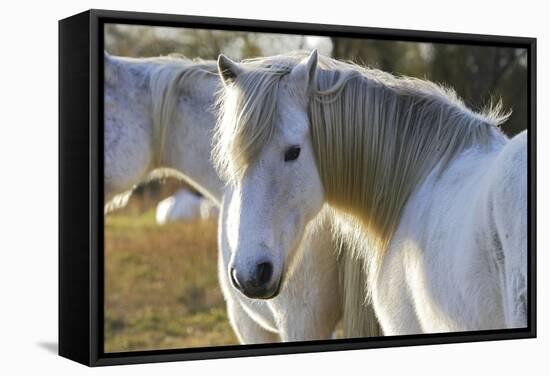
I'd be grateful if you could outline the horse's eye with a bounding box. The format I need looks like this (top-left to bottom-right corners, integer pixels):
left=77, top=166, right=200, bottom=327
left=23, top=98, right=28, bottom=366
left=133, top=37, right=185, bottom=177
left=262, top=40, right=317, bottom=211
left=284, top=146, right=301, bottom=162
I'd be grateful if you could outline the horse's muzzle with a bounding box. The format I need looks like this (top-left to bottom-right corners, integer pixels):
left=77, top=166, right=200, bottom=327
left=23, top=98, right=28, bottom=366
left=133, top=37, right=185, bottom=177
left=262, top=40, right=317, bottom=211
left=229, top=261, right=282, bottom=299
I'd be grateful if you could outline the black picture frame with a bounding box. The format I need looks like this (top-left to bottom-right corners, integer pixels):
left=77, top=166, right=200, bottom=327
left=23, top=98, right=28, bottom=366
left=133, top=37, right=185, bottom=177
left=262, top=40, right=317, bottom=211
left=59, top=8, right=537, bottom=367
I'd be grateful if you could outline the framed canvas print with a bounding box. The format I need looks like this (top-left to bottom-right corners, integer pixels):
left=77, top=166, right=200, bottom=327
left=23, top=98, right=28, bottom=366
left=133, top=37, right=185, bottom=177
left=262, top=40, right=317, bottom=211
left=59, top=9, right=536, bottom=366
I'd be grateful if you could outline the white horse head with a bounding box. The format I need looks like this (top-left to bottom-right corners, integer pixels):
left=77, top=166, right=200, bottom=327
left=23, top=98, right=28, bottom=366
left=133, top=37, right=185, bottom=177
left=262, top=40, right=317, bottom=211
left=215, top=51, right=325, bottom=299
left=214, top=50, right=510, bottom=300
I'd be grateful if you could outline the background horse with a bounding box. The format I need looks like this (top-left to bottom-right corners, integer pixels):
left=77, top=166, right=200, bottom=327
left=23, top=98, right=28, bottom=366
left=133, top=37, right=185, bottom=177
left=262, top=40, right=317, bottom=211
left=104, top=52, right=377, bottom=342
left=156, top=189, right=218, bottom=225
left=214, top=50, right=527, bottom=335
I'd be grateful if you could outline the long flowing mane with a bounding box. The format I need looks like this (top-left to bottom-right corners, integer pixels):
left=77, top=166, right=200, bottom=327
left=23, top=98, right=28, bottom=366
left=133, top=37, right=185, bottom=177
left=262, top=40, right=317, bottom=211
left=147, top=55, right=219, bottom=165
left=214, top=51, right=510, bottom=277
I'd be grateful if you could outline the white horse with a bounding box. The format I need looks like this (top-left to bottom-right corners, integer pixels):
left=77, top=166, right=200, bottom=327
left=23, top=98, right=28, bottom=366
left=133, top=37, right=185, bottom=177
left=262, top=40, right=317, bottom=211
left=104, top=52, right=375, bottom=342
left=156, top=189, right=218, bottom=225
left=214, top=50, right=528, bottom=335
left=104, top=53, right=222, bottom=206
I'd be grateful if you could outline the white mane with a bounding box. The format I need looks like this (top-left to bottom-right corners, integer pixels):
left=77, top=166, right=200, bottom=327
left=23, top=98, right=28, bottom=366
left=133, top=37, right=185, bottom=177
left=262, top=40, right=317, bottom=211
left=148, top=56, right=218, bottom=165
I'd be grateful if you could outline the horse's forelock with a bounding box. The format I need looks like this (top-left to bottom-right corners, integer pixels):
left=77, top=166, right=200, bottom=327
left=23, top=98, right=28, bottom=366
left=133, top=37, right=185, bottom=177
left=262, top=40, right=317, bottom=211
left=213, top=58, right=302, bottom=183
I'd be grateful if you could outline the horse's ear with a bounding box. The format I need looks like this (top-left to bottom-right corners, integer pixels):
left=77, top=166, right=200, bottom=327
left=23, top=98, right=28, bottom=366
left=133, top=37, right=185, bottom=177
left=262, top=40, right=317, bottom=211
left=290, top=49, right=318, bottom=95
left=217, top=54, right=242, bottom=86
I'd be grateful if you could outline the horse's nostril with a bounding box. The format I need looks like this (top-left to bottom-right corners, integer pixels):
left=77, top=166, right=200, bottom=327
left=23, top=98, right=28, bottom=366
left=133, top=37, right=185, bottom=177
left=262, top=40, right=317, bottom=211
left=256, top=262, right=273, bottom=286
left=230, top=268, right=242, bottom=290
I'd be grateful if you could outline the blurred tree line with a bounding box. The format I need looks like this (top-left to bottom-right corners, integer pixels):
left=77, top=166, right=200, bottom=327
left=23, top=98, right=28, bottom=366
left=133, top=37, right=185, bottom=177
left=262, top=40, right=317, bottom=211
left=331, top=38, right=527, bottom=136
left=105, top=24, right=527, bottom=136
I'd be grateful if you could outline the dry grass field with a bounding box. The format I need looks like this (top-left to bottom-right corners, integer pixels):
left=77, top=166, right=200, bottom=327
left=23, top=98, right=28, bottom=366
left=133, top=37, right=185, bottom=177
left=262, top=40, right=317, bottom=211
left=104, top=184, right=238, bottom=353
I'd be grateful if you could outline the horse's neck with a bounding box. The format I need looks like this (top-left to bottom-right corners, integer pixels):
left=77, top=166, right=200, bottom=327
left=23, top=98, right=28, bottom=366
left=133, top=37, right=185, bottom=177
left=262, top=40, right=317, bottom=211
left=158, top=75, right=224, bottom=204
left=105, top=57, right=223, bottom=206
left=315, top=74, right=506, bottom=254
left=395, top=140, right=505, bottom=247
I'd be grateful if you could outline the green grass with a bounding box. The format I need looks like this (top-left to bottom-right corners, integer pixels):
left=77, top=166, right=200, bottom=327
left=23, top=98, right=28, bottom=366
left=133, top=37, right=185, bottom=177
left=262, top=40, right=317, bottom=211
left=104, top=206, right=238, bottom=353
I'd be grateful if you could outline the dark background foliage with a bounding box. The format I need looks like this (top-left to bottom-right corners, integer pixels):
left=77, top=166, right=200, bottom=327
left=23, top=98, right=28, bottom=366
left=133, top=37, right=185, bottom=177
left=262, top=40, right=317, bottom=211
left=106, top=24, right=527, bottom=136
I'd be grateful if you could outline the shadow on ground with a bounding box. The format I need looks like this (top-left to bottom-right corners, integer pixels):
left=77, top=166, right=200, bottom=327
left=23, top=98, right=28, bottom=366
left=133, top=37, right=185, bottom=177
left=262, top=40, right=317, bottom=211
left=37, top=342, right=58, bottom=355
